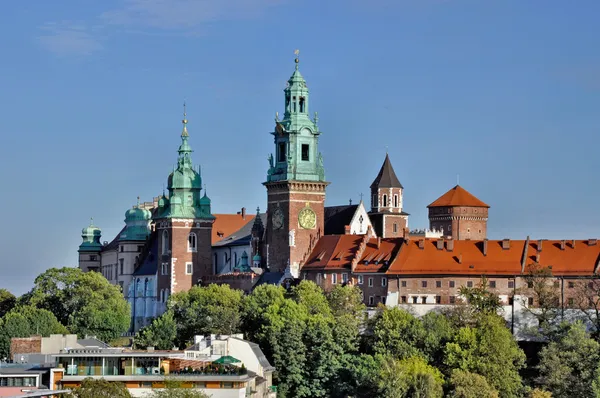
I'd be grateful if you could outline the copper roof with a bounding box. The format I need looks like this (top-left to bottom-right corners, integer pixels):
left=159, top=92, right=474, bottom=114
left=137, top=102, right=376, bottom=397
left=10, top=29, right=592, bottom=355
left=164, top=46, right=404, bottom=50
left=427, top=185, right=489, bottom=208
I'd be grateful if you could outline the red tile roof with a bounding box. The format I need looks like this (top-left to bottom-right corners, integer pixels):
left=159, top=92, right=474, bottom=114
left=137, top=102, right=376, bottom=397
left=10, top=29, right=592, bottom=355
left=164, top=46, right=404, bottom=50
left=303, top=235, right=362, bottom=271
left=523, top=239, right=600, bottom=276
left=212, top=214, right=255, bottom=244
left=427, top=185, right=489, bottom=208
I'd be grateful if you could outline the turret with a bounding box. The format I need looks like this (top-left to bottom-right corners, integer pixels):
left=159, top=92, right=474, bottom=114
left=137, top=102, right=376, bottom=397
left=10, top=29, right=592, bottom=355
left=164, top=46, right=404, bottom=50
left=78, top=218, right=102, bottom=272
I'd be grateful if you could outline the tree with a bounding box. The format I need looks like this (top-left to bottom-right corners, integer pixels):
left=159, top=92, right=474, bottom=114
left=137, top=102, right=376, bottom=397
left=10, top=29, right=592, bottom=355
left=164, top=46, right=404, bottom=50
left=574, top=277, right=600, bottom=341
left=145, top=378, right=210, bottom=397
left=25, top=267, right=130, bottom=342
left=370, top=307, right=425, bottom=360
left=63, top=377, right=132, bottom=398
left=443, top=314, right=525, bottom=397
left=327, top=285, right=366, bottom=353
left=241, top=284, right=286, bottom=343
left=169, top=284, right=243, bottom=347
left=420, top=311, right=455, bottom=365
left=528, top=389, right=552, bottom=398
left=448, top=369, right=499, bottom=398
left=0, top=306, right=68, bottom=359
left=378, top=356, right=444, bottom=398
left=459, top=276, right=502, bottom=315
left=0, top=289, right=16, bottom=318
left=521, top=264, right=560, bottom=337
left=288, top=280, right=332, bottom=316
left=333, top=354, right=380, bottom=398
left=536, top=322, right=600, bottom=398
left=134, top=312, right=177, bottom=350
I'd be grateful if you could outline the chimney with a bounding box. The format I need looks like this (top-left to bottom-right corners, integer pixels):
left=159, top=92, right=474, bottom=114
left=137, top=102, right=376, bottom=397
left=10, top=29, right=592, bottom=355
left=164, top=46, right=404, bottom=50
left=458, top=253, right=462, bottom=264
left=436, top=239, right=444, bottom=250
left=377, top=237, right=381, bottom=249
left=538, top=239, right=543, bottom=252
left=241, top=207, right=246, bottom=219
left=501, top=239, right=510, bottom=250
left=344, top=225, right=351, bottom=235
left=572, top=239, right=576, bottom=249
left=521, top=236, right=530, bottom=273
left=446, top=239, right=454, bottom=251
left=418, top=239, right=425, bottom=250
left=483, top=239, right=488, bottom=256
left=560, top=240, right=565, bottom=250
left=535, top=252, right=540, bottom=263
left=590, top=239, right=598, bottom=246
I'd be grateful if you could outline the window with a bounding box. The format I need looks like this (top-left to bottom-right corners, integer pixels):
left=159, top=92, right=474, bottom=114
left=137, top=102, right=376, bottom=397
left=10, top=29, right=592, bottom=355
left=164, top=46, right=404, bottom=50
left=161, top=263, right=169, bottom=276
left=527, top=281, right=533, bottom=289
left=435, top=295, right=441, bottom=304
left=508, top=297, right=514, bottom=305
left=401, top=280, right=407, bottom=287
left=467, top=281, right=473, bottom=288
left=299, top=96, right=305, bottom=112
left=119, top=258, right=124, bottom=275
left=489, top=280, right=496, bottom=288
left=89, top=255, right=97, bottom=261
left=421, top=296, right=427, bottom=304
left=358, top=275, right=363, bottom=285
left=421, top=281, right=427, bottom=288
left=568, top=281, right=575, bottom=288
left=393, top=223, right=398, bottom=233
left=589, top=282, right=595, bottom=289
left=436, top=281, right=442, bottom=288
left=342, top=273, right=349, bottom=284
left=508, top=281, right=515, bottom=289
left=449, top=296, right=456, bottom=304
left=138, top=245, right=143, bottom=252
left=368, top=277, right=374, bottom=287
left=381, top=277, right=387, bottom=287
left=316, top=273, right=322, bottom=285
left=278, top=142, right=286, bottom=162
left=162, top=230, right=169, bottom=254
left=449, top=281, right=455, bottom=288
left=393, top=194, right=398, bottom=207
left=188, top=233, right=197, bottom=252
left=381, top=296, right=387, bottom=305
left=401, top=296, right=407, bottom=303
left=448, top=225, right=452, bottom=232
left=382, top=194, right=388, bottom=207
left=528, top=297, right=534, bottom=306
left=186, top=262, right=193, bottom=275
left=293, top=96, right=297, bottom=112
left=412, top=296, right=418, bottom=304
left=332, top=273, right=337, bottom=284
left=120, top=246, right=124, bottom=252
left=301, top=144, right=309, bottom=161
left=369, top=296, right=374, bottom=306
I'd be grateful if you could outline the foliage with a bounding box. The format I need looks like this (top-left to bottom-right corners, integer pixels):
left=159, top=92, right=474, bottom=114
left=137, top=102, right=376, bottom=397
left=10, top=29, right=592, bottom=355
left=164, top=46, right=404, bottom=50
left=536, top=322, right=600, bottom=398
left=169, top=284, right=243, bottom=347
left=521, top=264, right=560, bottom=337
left=134, top=312, right=177, bottom=350
left=145, top=378, right=210, bottom=397
left=241, top=284, right=285, bottom=344
left=458, top=276, right=502, bottom=315
left=0, top=306, right=68, bottom=359
left=333, top=354, right=380, bottom=398
left=371, top=307, right=426, bottom=360
left=448, top=369, right=499, bottom=398
left=443, top=314, right=526, bottom=397
left=574, top=277, right=600, bottom=341
left=327, top=285, right=366, bottom=353
left=24, top=267, right=130, bottom=342
left=378, top=356, right=444, bottom=398
left=64, top=377, right=132, bottom=398
left=288, top=280, right=332, bottom=316
left=528, top=389, right=552, bottom=398
left=0, top=289, right=16, bottom=318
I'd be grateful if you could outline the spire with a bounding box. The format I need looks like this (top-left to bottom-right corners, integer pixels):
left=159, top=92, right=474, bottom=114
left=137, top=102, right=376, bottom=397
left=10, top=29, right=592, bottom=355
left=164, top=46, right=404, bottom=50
left=370, top=153, right=403, bottom=189
left=181, top=102, right=189, bottom=137
left=294, top=49, right=300, bottom=70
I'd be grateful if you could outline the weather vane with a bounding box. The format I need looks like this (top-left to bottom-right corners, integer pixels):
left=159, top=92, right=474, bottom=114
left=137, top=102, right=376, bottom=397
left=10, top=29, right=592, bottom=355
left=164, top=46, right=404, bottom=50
left=294, top=49, right=300, bottom=68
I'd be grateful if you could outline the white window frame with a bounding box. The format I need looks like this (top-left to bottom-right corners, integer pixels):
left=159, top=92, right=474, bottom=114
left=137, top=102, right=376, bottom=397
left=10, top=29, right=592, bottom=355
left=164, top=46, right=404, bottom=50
left=368, top=277, right=374, bottom=287
left=342, top=273, right=348, bottom=284
left=381, top=277, right=387, bottom=287
left=185, top=262, right=193, bottom=275
left=188, top=233, right=197, bottom=253
left=332, top=273, right=337, bottom=284
left=316, top=273, right=322, bottom=285
left=368, top=296, right=374, bottom=306
left=358, top=275, right=364, bottom=285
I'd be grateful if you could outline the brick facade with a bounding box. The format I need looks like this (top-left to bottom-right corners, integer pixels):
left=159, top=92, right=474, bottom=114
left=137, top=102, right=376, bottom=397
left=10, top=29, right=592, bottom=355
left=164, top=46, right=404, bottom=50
left=428, top=206, right=488, bottom=240
left=265, top=181, right=328, bottom=273
left=10, top=336, right=41, bottom=360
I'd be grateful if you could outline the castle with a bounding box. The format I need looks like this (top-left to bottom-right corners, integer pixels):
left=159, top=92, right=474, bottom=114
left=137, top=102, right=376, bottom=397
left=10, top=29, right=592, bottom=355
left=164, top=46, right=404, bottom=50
left=78, top=56, right=598, bottom=334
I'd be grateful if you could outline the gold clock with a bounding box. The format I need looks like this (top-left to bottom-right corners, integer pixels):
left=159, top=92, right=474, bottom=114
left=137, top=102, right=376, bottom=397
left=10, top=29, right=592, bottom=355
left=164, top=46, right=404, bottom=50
left=298, top=204, right=317, bottom=229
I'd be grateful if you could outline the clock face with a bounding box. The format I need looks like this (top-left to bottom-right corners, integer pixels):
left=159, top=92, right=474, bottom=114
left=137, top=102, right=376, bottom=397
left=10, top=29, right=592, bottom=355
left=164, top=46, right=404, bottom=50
left=298, top=206, right=317, bottom=229
left=272, top=208, right=284, bottom=230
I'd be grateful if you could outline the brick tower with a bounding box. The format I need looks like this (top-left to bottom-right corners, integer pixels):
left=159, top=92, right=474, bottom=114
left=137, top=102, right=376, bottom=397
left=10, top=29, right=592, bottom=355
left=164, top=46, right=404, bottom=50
left=427, top=185, right=489, bottom=240
left=368, top=154, right=409, bottom=238
left=154, top=105, right=215, bottom=303
left=264, top=53, right=328, bottom=273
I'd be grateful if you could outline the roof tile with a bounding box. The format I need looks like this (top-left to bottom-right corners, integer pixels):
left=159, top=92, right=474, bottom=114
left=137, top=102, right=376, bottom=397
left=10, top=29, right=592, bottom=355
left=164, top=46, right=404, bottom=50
left=427, top=185, right=489, bottom=208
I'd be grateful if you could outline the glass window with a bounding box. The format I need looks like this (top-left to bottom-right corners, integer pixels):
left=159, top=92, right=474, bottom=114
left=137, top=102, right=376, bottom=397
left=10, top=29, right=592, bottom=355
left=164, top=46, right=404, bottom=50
left=368, top=278, right=374, bottom=287
left=508, top=281, right=515, bottom=289
left=342, top=273, right=348, bottom=283
left=467, top=281, right=473, bottom=288
left=278, top=142, right=286, bottom=162
left=489, top=280, right=496, bottom=288
left=188, top=233, right=197, bottom=252
left=368, top=296, right=374, bottom=306
left=401, top=296, right=407, bottom=303
left=401, top=280, right=407, bottom=287
left=186, top=262, right=193, bottom=275
left=436, top=281, right=441, bottom=288
left=421, top=281, right=427, bottom=288
left=332, top=273, right=337, bottom=284
left=358, top=275, right=363, bottom=285
left=301, top=144, right=309, bottom=161
left=449, top=296, right=456, bottom=304
left=449, top=281, right=455, bottom=288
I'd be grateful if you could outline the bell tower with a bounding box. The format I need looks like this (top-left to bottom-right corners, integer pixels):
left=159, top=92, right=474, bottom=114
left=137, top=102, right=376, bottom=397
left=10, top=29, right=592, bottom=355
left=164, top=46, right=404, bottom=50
left=264, top=52, right=328, bottom=273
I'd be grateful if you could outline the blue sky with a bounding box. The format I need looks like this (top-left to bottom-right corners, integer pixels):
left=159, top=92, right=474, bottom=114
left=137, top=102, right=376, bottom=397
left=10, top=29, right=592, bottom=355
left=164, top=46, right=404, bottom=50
left=0, top=0, right=598, bottom=294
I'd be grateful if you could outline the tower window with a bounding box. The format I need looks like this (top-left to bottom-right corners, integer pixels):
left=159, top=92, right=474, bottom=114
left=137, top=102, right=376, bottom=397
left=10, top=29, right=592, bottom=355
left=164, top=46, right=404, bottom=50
left=382, top=194, right=388, bottom=207
left=188, top=233, right=197, bottom=252
left=162, top=230, right=169, bottom=254
left=301, top=144, right=309, bottom=161
left=185, top=262, right=193, bottom=275
left=299, top=96, right=305, bottom=113
left=278, top=143, right=286, bottom=162
left=394, top=194, right=398, bottom=207
left=393, top=223, right=398, bottom=233
left=285, top=95, right=290, bottom=111
left=293, top=96, right=297, bottom=112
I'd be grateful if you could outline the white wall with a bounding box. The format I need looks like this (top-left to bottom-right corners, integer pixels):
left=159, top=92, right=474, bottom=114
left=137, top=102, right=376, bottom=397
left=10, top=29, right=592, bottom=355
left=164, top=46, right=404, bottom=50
left=348, top=202, right=376, bottom=236
left=227, top=338, right=263, bottom=377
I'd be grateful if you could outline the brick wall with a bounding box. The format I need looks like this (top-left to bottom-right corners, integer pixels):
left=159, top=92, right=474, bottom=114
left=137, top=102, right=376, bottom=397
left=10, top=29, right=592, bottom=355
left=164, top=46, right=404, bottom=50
left=429, top=206, right=488, bottom=240
left=382, top=214, right=408, bottom=238
left=303, top=271, right=389, bottom=307
left=10, top=336, right=41, bottom=360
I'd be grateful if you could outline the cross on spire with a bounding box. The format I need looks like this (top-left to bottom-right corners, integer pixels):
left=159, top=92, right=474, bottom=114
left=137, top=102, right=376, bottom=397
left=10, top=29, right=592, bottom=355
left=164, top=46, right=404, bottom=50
left=359, top=193, right=364, bottom=202
left=181, top=101, right=189, bottom=137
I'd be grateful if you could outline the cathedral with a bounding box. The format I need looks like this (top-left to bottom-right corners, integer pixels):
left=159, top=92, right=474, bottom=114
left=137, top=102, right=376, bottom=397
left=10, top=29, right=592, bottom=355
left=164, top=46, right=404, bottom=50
left=78, top=55, right=493, bottom=331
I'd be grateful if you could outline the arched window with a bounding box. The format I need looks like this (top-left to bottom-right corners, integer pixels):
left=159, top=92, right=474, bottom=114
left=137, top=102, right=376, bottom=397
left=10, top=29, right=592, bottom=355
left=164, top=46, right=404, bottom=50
left=382, top=194, right=388, bottom=207
left=393, top=194, right=398, bottom=208
left=188, top=233, right=197, bottom=252
left=162, top=230, right=169, bottom=254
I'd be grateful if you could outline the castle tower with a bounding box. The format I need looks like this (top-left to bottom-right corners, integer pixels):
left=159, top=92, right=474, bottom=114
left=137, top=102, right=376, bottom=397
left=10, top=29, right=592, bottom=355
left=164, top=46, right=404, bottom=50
left=368, top=154, right=409, bottom=237
left=78, top=218, right=102, bottom=272
left=427, top=185, right=489, bottom=240
left=153, top=105, right=215, bottom=304
left=251, top=207, right=265, bottom=268
left=264, top=53, right=328, bottom=273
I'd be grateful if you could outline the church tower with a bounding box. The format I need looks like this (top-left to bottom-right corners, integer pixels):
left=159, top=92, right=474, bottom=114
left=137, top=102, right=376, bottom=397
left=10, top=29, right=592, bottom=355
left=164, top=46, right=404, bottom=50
left=264, top=53, right=328, bottom=273
left=78, top=218, right=102, bottom=272
left=153, top=106, right=215, bottom=305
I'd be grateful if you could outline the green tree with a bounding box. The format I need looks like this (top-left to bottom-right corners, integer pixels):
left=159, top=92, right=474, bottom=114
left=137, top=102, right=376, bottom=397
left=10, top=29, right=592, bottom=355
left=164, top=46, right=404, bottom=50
left=25, top=267, right=130, bottom=342
left=0, top=289, right=16, bottom=318
left=371, top=307, right=425, bottom=360
left=521, top=264, right=560, bottom=337
left=448, top=369, right=499, bottom=398
left=537, top=322, right=600, bottom=398
left=327, top=285, right=366, bottom=353
left=0, top=306, right=68, bottom=359
left=459, top=276, right=502, bottom=315
left=241, top=284, right=286, bottom=343
left=378, top=356, right=444, bottom=398
left=334, top=354, right=380, bottom=398
left=420, top=311, right=455, bottom=365
left=528, top=389, right=552, bottom=398
left=133, top=312, right=177, bottom=350
left=443, top=314, right=525, bottom=398
left=169, top=284, right=243, bottom=347
left=574, top=277, right=600, bottom=341
left=63, top=377, right=132, bottom=398
left=145, top=378, right=210, bottom=397
left=288, top=280, right=332, bottom=316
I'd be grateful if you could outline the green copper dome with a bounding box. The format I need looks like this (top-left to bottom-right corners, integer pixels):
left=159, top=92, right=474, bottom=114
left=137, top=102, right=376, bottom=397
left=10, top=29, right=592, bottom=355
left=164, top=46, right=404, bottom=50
left=252, top=254, right=261, bottom=261
left=79, top=218, right=102, bottom=252
left=120, top=199, right=151, bottom=241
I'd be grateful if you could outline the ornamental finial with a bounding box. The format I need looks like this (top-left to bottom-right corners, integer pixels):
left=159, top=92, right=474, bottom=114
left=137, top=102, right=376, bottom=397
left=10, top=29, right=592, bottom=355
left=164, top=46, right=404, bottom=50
left=294, top=49, right=300, bottom=70
left=181, top=101, right=189, bottom=137
left=256, top=206, right=260, bottom=214
left=137, top=196, right=140, bottom=206
left=90, top=217, right=94, bottom=226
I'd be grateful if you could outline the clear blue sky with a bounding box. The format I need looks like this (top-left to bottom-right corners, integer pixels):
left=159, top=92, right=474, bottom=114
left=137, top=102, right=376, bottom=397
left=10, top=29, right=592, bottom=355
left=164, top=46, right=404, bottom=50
left=0, top=0, right=598, bottom=295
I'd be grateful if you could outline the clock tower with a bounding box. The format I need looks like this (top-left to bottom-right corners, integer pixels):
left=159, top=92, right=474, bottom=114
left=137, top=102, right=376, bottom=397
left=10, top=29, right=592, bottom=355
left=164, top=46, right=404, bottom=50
left=264, top=53, right=328, bottom=273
